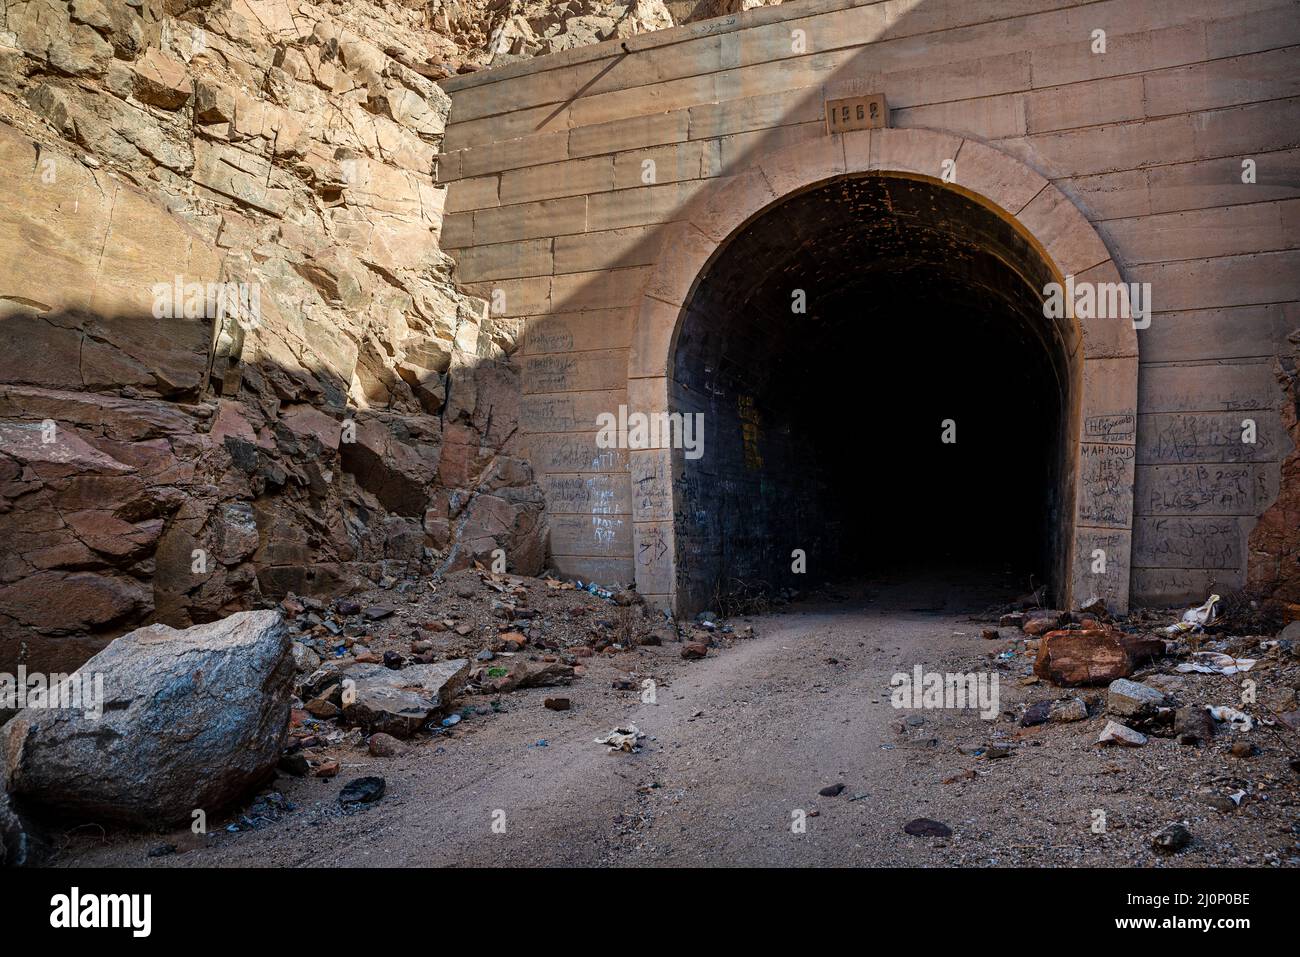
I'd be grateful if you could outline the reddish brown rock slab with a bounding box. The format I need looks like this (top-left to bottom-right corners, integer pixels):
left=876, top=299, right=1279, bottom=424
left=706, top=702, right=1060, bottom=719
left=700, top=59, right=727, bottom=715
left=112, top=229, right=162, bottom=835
left=1022, top=617, right=1058, bottom=636
left=132, top=48, right=192, bottom=109
left=1034, top=627, right=1163, bottom=687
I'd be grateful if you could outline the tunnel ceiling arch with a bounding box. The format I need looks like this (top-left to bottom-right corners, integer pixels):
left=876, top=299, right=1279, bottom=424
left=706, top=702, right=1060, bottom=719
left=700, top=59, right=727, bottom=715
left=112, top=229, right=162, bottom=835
left=679, top=172, right=1072, bottom=403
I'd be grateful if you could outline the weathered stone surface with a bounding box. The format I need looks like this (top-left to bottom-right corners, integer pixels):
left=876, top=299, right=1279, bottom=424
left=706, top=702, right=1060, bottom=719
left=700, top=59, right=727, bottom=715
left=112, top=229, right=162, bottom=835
left=1106, top=678, right=1168, bottom=719
left=1152, top=822, right=1192, bottom=854
left=1098, top=720, right=1147, bottom=747
left=341, top=659, right=470, bottom=737
left=339, top=413, right=441, bottom=516
left=1119, top=633, right=1166, bottom=666
left=1034, top=627, right=1163, bottom=687
left=194, top=79, right=235, bottom=124
left=0, top=0, right=548, bottom=671
left=0, top=571, right=147, bottom=636
left=1248, top=343, right=1300, bottom=605
left=132, top=48, right=190, bottom=109
left=1020, top=700, right=1051, bottom=726
left=1035, top=629, right=1129, bottom=686
left=483, top=0, right=674, bottom=65
left=483, top=657, right=575, bottom=693
left=1049, top=697, right=1089, bottom=723
left=1023, top=616, right=1059, bottom=637
left=2, top=611, right=293, bottom=827
left=1175, top=706, right=1216, bottom=745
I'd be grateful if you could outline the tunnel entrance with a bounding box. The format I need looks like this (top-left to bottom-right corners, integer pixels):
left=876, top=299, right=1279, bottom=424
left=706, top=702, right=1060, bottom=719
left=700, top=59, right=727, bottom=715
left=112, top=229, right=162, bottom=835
left=669, top=174, right=1076, bottom=613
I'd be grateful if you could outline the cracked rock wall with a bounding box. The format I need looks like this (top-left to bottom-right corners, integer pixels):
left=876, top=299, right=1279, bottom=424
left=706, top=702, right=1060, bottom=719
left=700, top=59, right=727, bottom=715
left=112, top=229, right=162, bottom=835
left=0, top=0, right=564, bottom=676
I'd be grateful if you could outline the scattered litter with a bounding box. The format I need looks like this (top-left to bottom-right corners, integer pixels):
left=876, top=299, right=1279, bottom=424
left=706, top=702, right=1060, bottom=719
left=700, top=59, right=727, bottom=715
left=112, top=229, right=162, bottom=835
left=1176, top=652, right=1256, bottom=675
left=1164, top=594, right=1220, bottom=635
left=575, top=580, right=614, bottom=600
left=594, top=724, right=645, bottom=752
left=1208, top=705, right=1254, bottom=732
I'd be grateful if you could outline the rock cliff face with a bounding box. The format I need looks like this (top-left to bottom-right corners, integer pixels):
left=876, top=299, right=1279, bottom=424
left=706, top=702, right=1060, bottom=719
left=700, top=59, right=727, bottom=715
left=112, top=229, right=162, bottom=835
left=0, top=0, right=783, bottom=675
left=0, top=1, right=529, bottom=676
left=434, top=1, right=783, bottom=70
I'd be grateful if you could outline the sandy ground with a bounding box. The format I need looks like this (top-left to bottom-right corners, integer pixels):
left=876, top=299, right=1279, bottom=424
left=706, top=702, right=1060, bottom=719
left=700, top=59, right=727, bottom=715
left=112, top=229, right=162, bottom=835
left=51, top=574, right=1299, bottom=868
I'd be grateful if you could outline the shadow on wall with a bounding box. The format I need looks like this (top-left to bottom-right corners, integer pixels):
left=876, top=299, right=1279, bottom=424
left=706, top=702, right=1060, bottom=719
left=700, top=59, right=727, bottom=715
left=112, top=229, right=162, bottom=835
left=449, top=0, right=1296, bottom=613
left=0, top=304, right=545, bottom=677
left=483, top=1, right=1101, bottom=611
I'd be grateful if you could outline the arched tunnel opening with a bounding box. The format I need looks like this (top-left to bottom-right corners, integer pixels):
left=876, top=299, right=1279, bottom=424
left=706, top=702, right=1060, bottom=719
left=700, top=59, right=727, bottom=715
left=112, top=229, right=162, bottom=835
left=670, top=174, right=1078, bottom=613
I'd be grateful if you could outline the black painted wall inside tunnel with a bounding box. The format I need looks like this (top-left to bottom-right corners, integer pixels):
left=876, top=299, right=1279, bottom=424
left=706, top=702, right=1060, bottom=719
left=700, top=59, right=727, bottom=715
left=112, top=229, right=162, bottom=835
left=670, top=174, right=1073, bottom=613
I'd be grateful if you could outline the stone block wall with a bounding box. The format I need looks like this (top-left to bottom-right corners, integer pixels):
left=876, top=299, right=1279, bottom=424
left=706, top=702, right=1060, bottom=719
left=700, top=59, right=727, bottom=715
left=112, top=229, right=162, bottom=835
left=437, top=0, right=1300, bottom=611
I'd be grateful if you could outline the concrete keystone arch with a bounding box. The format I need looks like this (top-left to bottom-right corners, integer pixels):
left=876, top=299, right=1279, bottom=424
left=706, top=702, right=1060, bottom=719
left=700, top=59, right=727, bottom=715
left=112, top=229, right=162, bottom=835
left=628, top=127, right=1139, bottom=614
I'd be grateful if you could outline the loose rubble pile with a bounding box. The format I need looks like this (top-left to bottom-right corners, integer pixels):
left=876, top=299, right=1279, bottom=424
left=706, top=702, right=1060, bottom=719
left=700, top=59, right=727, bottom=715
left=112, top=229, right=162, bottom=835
left=1018, top=600, right=1300, bottom=743
left=274, top=565, right=756, bottom=779
left=0, top=562, right=761, bottom=865
left=446, top=0, right=785, bottom=70
left=4, top=574, right=1296, bottom=866
left=954, top=592, right=1300, bottom=860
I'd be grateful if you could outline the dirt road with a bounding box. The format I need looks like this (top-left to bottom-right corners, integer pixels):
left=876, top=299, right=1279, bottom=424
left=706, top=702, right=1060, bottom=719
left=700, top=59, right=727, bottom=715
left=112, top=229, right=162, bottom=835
left=56, top=576, right=1298, bottom=868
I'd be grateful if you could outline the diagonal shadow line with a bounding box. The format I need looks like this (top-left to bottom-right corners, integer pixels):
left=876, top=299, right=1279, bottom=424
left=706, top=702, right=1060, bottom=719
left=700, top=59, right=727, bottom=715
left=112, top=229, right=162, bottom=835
left=446, top=0, right=1276, bottom=611
left=535, top=51, right=629, bottom=132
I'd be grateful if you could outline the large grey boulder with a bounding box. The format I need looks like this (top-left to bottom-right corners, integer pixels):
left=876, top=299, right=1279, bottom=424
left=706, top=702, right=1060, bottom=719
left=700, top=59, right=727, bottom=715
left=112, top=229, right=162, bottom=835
left=3, top=610, right=293, bottom=828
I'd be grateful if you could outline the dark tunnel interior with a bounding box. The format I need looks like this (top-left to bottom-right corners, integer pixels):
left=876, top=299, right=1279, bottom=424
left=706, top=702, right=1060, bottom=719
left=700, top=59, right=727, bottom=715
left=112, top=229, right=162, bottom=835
left=670, top=174, right=1077, bottom=612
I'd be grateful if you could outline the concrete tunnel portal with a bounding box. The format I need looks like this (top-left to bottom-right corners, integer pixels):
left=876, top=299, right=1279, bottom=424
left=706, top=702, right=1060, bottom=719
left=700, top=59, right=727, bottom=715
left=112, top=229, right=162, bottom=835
left=669, top=173, right=1078, bottom=612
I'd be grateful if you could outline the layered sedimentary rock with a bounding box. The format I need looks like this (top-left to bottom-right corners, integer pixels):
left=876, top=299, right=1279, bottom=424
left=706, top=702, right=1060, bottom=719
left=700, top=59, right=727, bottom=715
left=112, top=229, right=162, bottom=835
left=481, top=0, right=674, bottom=64
left=0, top=0, right=785, bottom=674
left=0, top=1, right=558, bottom=676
